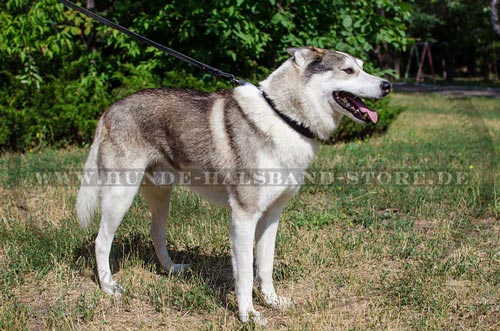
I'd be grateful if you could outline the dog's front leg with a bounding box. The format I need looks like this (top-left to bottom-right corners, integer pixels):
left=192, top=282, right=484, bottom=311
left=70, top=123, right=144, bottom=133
left=255, top=208, right=293, bottom=309
left=230, top=207, right=267, bottom=325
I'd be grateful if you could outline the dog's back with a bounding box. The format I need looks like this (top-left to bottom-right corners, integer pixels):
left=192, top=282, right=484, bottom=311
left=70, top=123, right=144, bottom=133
left=75, top=87, right=265, bottom=227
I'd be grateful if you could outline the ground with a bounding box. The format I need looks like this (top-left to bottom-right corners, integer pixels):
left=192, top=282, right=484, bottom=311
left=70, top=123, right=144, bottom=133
left=394, top=82, right=500, bottom=98
left=0, top=93, right=499, bottom=330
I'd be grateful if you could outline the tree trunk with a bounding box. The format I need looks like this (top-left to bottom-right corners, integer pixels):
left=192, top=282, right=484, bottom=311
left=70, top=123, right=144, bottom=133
left=492, top=0, right=500, bottom=35
left=482, top=44, right=491, bottom=82
left=394, top=57, right=401, bottom=80
left=445, top=55, right=455, bottom=82
left=497, top=59, right=500, bottom=80
left=466, top=46, right=476, bottom=77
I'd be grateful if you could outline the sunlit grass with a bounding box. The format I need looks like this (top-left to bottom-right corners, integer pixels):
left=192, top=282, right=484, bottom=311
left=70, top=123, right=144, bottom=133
left=1, top=94, right=499, bottom=330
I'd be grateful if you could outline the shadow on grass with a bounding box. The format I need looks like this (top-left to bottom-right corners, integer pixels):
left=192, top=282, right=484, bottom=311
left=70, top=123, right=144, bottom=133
left=72, top=232, right=234, bottom=307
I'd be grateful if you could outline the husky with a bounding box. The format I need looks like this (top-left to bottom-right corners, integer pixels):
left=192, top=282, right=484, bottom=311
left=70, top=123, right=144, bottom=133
left=76, top=46, right=391, bottom=324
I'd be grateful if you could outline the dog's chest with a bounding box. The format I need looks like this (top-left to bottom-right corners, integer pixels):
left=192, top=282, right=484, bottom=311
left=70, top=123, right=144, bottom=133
left=261, top=138, right=318, bottom=170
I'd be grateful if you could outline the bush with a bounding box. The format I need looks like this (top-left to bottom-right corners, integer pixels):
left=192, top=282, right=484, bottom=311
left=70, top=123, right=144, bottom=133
left=0, top=0, right=411, bottom=151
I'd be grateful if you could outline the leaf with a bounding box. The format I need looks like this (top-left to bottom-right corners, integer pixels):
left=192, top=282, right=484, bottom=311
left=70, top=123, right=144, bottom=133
left=342, top=15, right=353, bottom=29
left=68, top=26, right=81, bottom=36
left=51, top=44, right=60, bottom=55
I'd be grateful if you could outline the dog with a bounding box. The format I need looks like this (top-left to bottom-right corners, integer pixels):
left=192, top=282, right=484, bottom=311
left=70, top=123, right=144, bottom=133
left=76, top=46, right=391, bottom=324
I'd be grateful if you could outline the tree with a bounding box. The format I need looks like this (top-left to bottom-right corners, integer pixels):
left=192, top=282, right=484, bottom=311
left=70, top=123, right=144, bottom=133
left=408, top=0, right=497, bottom=82
left=492, top=0, right=500, bottom=35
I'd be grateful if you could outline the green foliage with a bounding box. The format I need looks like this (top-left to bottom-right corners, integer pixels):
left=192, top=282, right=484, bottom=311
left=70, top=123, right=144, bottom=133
left=0, top=0, right=411, bottom=151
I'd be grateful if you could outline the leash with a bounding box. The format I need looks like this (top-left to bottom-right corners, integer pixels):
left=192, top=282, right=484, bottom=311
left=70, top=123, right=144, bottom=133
left=58, top=0, right=247, bottom=86
left=58, top=0, right=316, bottom=139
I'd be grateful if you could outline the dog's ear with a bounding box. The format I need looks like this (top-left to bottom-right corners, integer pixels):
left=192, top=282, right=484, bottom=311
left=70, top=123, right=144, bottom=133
left=287, top=46, right=325, bottom=67
left=355, top=58, right=364, bottom=69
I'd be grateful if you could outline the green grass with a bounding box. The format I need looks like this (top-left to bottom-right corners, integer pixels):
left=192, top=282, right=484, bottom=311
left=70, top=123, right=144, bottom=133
left=1, top=94, right=499, bottom=330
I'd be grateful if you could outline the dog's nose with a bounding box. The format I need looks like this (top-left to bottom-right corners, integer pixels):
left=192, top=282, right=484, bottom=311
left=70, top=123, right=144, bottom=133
left=381, top=81, right=392, bottom=95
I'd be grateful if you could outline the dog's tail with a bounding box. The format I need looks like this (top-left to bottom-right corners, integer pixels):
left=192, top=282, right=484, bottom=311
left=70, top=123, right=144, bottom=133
left=76, top=122, right=103, bottom=229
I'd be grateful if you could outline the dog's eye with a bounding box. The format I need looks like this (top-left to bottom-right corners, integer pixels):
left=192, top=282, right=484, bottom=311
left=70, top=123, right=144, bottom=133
left=342, top=68, right=355, bottom=75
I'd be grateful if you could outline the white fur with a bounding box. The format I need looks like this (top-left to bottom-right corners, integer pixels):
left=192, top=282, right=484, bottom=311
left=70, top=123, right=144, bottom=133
left=234, top=84, right=318, bottom=169
left=76, top=123, right=102, bottom=228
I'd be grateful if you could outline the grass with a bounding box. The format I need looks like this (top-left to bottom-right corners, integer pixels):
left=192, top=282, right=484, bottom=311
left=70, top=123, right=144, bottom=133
left=1, top=93, right=499, bottom=330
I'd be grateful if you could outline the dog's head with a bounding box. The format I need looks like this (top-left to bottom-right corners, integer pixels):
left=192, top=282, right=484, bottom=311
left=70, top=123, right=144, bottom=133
left=286, top=46, right=391, bottom=124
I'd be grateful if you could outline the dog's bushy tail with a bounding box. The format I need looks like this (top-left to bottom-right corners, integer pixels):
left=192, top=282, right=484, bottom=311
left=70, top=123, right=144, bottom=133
left=76, top=122, right=103, bottom=228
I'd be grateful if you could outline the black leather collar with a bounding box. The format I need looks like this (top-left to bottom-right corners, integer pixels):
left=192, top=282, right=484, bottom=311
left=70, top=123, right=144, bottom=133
left=260, top=90, right=316, bottom=139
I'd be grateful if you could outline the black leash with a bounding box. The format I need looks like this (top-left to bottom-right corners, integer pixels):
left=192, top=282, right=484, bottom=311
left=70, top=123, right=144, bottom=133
left=58, top=0, right=316, bottom=139
left=58, top=0, right=247, bottom=86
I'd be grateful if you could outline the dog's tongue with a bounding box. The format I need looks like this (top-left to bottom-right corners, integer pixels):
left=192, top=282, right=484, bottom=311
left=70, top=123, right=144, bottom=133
left=348, top=96, right=378, bottom=123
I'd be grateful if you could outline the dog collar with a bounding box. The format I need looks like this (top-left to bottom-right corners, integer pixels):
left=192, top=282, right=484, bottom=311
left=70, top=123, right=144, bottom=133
left=260, top=90, right=316, bottom=139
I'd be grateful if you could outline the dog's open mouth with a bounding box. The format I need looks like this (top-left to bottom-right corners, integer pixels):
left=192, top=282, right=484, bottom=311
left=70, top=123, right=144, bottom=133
left=333, top=92, right=378, bottom=123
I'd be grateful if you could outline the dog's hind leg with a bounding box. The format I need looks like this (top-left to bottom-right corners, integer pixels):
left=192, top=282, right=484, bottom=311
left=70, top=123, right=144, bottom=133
left=141, top=186, right=189, bottom=274
left=96, top=182, right=142, bottom=295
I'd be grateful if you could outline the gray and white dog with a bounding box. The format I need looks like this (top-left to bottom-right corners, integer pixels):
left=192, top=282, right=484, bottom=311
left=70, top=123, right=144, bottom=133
left=76, top=46, right=391, bottom=324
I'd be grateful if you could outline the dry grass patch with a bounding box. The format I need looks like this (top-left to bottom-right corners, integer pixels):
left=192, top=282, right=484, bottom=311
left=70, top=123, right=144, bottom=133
left=1, top=185, right=77, bottom=228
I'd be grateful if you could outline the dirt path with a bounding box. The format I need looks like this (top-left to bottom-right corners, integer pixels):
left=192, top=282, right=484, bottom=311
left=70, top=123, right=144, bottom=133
left=394, top=83, right=500, bottom=98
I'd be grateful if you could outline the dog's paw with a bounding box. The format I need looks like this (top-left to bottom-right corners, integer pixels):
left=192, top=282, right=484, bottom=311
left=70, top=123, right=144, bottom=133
left=169, top=263, right=190, bottom=274
left=264, top=293, right=294, bottom=310
left=240, top=308, right=268, bottom=326
left=101, top=281, right=124, bottom=297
